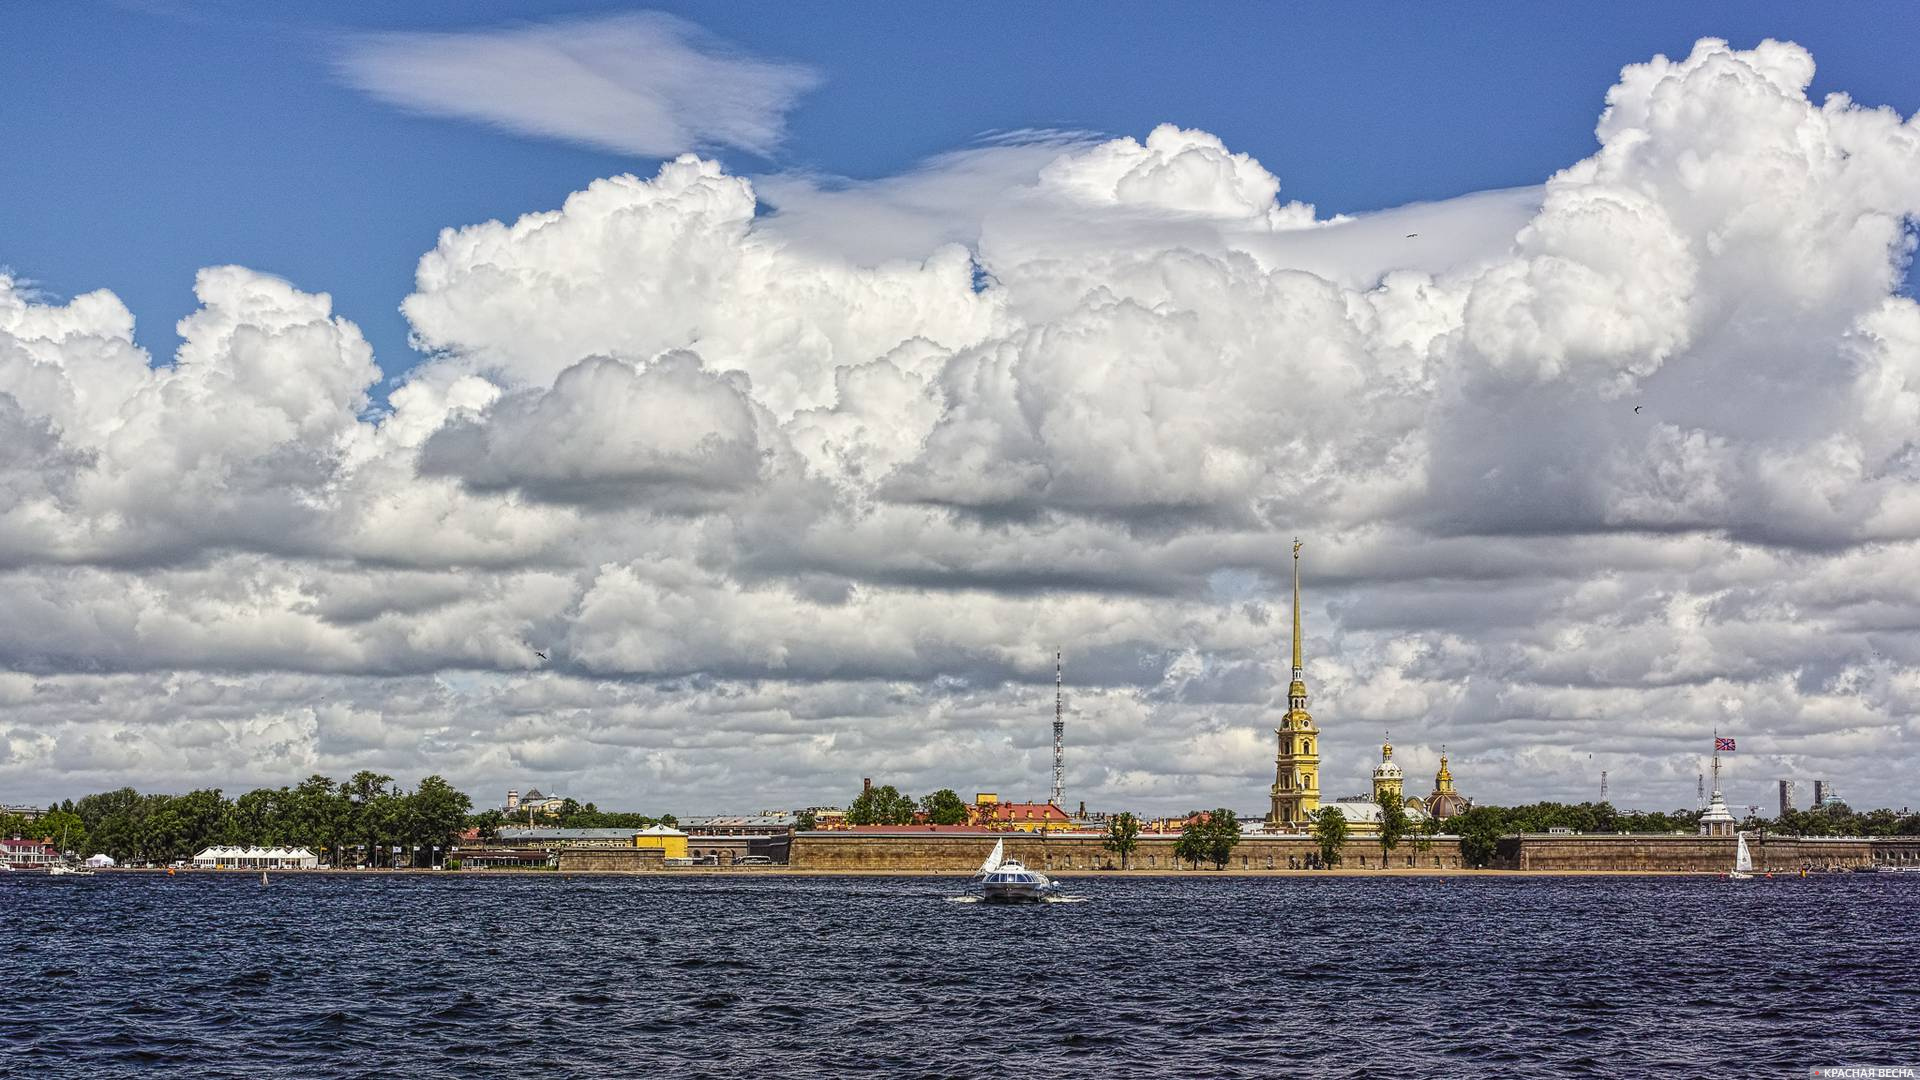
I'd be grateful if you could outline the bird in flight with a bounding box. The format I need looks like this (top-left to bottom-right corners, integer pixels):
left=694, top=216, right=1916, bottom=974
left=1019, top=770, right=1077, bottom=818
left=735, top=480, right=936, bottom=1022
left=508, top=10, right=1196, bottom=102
left=533, top=649, right=548, bottom=661
left=1405, top=232, right=1419, bottom=238
left=1633, top=406, right=1643, bottom=414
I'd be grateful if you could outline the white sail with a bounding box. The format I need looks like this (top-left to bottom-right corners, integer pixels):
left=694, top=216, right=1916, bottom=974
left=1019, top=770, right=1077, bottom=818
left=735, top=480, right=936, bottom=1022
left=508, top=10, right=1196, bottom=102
left=1735, top=833, right=1753, bottom=874
left=978, top=838, right=1005, bottom=875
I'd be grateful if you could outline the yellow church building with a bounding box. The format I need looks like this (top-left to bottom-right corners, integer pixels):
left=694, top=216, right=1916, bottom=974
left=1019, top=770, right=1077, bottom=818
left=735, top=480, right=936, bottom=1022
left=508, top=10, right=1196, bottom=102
left=1268, top=539, right=1321, bottom=828
left=1266, top=539, right=1469, bottom=835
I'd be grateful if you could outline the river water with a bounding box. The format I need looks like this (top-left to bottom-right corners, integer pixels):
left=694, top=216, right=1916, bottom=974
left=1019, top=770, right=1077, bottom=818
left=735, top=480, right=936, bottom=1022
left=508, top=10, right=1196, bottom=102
left=4, top=872, right=1913, bottom=1078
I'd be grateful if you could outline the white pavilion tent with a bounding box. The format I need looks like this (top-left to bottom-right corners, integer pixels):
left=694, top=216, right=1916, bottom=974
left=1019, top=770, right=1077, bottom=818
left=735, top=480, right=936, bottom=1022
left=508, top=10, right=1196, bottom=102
left=85, top=853, right=116, bottom=868
left=191, top=845, right=320, bottom=869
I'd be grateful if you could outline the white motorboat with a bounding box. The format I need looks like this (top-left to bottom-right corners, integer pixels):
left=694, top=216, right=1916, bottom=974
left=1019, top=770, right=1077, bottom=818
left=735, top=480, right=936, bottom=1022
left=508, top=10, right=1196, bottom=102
left=1729, top=832, right=1754, bottom=881
left=975, top=838, right=1054, bottom=902
left=48, top=863, right=95, bottom=877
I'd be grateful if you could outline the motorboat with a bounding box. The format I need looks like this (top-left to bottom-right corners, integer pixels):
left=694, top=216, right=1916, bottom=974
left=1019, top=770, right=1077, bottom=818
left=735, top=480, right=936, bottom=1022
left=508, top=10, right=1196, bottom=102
left=975, top=838, right=1054, bottom=902
left=1728, top=833, right=1754, bottom=881
left=48, top=863, right=95, bottom=877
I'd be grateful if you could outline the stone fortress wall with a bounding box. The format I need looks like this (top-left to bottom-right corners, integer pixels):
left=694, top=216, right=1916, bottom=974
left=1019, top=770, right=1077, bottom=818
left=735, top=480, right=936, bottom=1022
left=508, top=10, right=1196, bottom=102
left=1494, top=834, right=1920, bottom=872
left=789, top=831, right=1466, bottom=871
left=550, top=831, right=1920, bottom=873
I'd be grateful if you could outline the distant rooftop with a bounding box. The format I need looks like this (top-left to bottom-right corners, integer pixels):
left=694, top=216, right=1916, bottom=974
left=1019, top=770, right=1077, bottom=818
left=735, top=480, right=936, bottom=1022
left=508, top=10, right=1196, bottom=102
left=681, top=814, right=797, bottom=827
left=496, top=827, right=637, bottom=841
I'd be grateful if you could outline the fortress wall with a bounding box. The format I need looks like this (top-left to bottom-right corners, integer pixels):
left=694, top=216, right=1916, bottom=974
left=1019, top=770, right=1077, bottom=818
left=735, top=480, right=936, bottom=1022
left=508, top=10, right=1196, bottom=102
left=556, top=848, right=667, bottom=872
left=789, top=832, right=1467, bottom=871
left=1494, top=834, right=1919, bottom=872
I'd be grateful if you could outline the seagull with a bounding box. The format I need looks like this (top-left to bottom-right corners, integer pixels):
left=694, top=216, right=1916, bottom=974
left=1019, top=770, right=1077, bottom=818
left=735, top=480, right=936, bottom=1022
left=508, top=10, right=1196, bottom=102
left=1633, top=405, right=1643, bottom=414
left=533, top=649, right=548, bottom=662
left=1405, top=232, right=1419, bottom=238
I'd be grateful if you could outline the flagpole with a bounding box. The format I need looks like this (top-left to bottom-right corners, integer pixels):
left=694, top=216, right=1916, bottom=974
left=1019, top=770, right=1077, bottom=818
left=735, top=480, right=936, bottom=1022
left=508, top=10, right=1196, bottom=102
left=1711, top=727, right=1721, bottom=797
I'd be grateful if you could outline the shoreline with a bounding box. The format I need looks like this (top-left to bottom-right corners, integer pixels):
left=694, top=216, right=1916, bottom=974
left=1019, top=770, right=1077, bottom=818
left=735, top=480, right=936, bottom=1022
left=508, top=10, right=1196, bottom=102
left=50, top=866, right=1794, bottom=879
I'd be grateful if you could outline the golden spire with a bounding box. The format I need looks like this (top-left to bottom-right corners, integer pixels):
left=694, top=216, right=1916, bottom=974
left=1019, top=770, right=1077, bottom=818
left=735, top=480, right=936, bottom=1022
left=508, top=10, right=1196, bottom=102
left=1436, top=745, right=1454, bottom=792
left=1382, top=731, right=1393, bottom=761
left=1290, top=538, right=1304, bottom=681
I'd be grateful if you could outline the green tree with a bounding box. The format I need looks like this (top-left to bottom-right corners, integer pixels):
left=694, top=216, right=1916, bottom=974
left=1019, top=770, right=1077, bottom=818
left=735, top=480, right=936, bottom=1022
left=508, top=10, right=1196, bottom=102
left=1412, top=814, right=1442, bottom=865
left=794, top=810, right=818, bottom=832
left=1205, top=807, right=1243, bottom=869
left=918, top=789, right=970, bottom=826
left=41, top=809, right=89, bottom=857
left=342, top=771, right=395, bottom=866
left=1378, top=796, right=1410, bottom=867
left=470, top=808, right=506, bottom=842
left=1312, top=806, right=1347, bottom=868
left=1102, top=812, right=1141, bottom=870
left=1450, top=805, right=1505, bottom=868
left=408, top=775, right=473, bottom=862
left=847, top=784, right=916, bottom=825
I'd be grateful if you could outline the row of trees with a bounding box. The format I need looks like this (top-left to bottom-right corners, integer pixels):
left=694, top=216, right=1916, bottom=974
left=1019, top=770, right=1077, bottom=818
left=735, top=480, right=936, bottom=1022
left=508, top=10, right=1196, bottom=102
left=3, top=773, right=473, bottom=866
left=844, top=784, right=971, bottom=826
left=472, top=800, right=673, bottom=838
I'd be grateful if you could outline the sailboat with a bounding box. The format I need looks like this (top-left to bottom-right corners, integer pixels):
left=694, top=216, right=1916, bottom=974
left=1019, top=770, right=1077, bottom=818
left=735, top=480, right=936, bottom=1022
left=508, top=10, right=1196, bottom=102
left=975, top=837, right=1054, bottom=902
left=1729, top=832, right=1754, bottom=881
left=47, top=826, right=96, bottom=876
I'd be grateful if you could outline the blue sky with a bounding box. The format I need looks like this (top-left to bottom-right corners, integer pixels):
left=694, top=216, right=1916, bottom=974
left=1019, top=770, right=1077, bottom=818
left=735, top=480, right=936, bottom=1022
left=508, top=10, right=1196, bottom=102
left=5, top=6, right=1920, bottom=809
left=5, top=2, right=1918, bottom=384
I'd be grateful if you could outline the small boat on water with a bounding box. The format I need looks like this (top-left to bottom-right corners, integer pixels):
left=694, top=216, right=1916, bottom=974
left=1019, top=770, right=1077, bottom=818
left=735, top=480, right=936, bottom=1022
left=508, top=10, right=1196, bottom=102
left=1728, top=833, right=1754, bottom=881
left=975, top=838, right=1054, bottom=903
left=47, top=863, right=95, bottom=877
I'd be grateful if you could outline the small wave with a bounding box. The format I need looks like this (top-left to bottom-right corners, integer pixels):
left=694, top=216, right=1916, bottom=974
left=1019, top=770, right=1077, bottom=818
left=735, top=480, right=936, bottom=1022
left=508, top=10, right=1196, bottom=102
left=1043, top=895, right=1089, bottom=904
left=946, top=896, right=982, bottom=903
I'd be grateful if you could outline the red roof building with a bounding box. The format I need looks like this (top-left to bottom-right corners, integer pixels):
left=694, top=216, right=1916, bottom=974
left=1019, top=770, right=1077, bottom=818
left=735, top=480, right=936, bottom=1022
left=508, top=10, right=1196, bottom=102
left=969, top=797, right=1072, bottom=832
left=2, top=836, right=59, bottom=869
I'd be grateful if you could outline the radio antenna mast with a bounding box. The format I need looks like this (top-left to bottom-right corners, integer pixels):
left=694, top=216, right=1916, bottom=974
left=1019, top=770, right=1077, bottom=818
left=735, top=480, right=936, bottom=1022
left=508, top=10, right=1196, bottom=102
left=1051, top=649, right=1065, bottom=806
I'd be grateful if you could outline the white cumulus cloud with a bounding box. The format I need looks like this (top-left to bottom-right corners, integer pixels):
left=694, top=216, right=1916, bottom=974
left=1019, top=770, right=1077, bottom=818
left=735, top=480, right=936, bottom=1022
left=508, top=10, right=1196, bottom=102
left=4, top=38, right=1919, bottom=817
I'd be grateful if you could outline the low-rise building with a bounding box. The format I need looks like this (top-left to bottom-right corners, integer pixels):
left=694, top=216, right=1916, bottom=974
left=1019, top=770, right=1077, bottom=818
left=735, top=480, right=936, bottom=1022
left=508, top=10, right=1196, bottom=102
left=682, top=834, right=791, bottom=866
left=633, top=824, right=689, bottom=860
left=681, top=813, right=797, bottom=837
left=493, top=827, right=638, bottom=849
left=457, top=848, right=555, bottom=870
left=2, top=804, right=47, bottom=822
left=969, top=793, right=1072, bottom=832
left=3, top=836, right=59, bottom=869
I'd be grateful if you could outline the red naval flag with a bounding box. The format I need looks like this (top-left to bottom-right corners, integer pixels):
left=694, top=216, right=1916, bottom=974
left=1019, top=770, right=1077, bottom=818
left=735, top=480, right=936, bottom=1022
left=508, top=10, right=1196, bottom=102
left=1715, top=737, right=1736, bottom=752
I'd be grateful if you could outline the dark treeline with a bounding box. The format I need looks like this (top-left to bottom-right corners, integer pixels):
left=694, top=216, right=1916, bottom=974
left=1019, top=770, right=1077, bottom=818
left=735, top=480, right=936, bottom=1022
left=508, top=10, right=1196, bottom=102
left=472, top=801, right=673, bottom=836
left=2, top=772, right=473, bottom=866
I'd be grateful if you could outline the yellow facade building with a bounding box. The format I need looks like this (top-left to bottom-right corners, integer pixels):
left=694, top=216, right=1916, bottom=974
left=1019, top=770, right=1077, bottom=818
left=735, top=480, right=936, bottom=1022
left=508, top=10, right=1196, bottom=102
left=633, top=824, right=689, bottom=859
left=1269, top=539, right=1322, bottom=828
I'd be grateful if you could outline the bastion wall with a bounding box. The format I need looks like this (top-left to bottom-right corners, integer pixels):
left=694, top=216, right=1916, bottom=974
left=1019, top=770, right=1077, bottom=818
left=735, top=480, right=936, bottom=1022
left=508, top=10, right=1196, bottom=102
left=788, top=831, right=1467, bottom=871
left=1492, top=834, right=1920, bottom=872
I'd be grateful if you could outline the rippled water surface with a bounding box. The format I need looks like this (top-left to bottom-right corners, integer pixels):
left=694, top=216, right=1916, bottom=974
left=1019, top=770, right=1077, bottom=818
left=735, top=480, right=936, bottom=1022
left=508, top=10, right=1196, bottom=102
left=5, top=872, right=1915, bottom=1078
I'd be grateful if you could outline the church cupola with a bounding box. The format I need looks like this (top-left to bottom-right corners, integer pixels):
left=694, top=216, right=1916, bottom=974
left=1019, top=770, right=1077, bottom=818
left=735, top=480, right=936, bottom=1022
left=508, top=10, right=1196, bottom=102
left=1370, top=731, right=1404, bottom=805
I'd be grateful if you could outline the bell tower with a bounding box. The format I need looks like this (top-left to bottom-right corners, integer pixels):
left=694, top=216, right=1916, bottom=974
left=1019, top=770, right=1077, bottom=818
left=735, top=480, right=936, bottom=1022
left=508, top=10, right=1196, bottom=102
left=1269, top=538, right=1322, bottom=827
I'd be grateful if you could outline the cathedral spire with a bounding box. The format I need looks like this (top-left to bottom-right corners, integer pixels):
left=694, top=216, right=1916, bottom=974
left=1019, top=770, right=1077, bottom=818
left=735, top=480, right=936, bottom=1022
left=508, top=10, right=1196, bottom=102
left=1290, top=538, right=1304, bottom=681
left=1270, top=536, right=1320, bottom=829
